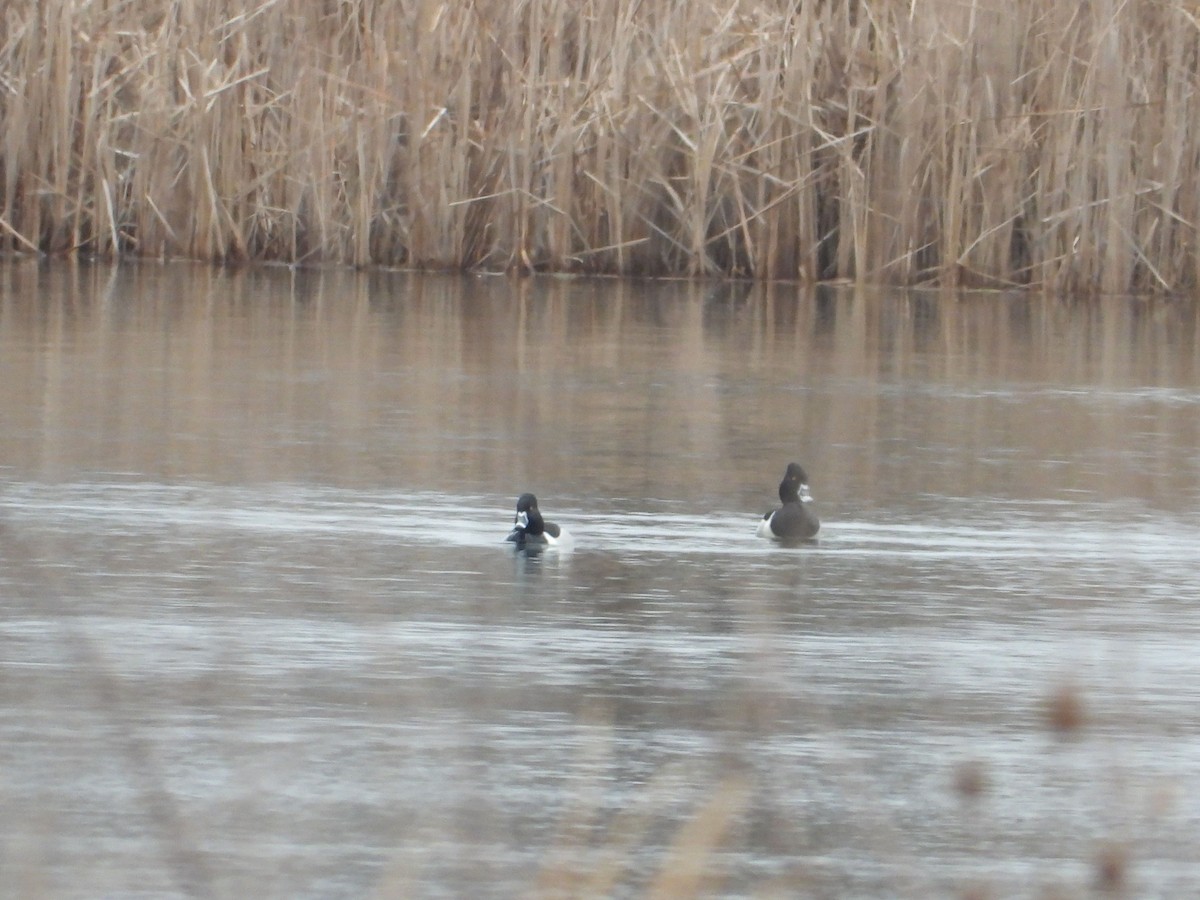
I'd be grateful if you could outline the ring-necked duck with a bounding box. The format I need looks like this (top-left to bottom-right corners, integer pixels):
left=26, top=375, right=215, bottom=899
left=506, top=493, right=567, bottom=549
left=756, top=463, right=820, bottom=541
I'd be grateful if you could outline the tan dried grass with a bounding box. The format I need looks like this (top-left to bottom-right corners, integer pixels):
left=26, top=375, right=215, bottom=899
left=1, top=0, right=1198, bottom=292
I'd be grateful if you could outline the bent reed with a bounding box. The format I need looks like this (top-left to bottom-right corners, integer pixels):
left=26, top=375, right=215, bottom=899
left=1, top=0, right=1198, bottom=292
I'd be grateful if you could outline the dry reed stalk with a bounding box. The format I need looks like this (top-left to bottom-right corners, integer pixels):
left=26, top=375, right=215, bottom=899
left=1, top=0, right=1199, bottom=292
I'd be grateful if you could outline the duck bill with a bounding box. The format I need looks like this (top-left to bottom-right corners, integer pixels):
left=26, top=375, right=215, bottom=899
left=515, top=511, right=529, bottom=528
left=799, top=484, right=814, bottom=503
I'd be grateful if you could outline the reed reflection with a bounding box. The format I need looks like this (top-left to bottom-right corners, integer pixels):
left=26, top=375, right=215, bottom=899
left=0, top=263, right=1195, bottom=513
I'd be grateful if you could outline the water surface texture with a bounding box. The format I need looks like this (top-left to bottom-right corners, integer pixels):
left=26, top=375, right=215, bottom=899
left=1, top=264, right=1198, bottom=897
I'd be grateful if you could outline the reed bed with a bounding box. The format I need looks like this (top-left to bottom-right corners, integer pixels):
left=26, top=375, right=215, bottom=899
left=1, top=0, right=1199, bottom=292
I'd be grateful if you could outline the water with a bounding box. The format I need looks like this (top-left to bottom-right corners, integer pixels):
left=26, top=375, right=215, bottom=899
left=0, top=263, right=1198, bottom=897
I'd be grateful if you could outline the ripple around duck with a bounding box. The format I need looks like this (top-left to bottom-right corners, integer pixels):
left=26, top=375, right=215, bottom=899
left=3, top=482, right=1197, bottom=567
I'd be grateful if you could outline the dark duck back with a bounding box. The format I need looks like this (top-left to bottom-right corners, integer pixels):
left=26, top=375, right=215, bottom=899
left=506, top=493, right=566, bottom=549
left=756, top=463, right=820, bottom=541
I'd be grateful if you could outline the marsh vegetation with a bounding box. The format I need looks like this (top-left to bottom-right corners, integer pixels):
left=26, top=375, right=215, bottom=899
left=2, top=1, right=1198, bottom=290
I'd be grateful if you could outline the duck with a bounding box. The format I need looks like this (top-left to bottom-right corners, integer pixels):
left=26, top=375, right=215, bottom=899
left=506, top=493, right=567, bottom=549
left=756, top=462, right=820, bottom=541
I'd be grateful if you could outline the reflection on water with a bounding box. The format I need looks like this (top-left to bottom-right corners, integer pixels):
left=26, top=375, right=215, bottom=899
left=0, top=262, right=1198, bottom=897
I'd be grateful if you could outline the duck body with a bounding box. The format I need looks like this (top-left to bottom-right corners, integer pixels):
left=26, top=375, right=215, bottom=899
left=756, top=463, right=820, bottom=542
left=506, top=493, right=567, bottom=549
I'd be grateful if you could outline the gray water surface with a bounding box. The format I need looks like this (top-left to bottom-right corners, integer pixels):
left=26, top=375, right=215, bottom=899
left=1, top=264, right=1198, bottom=898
